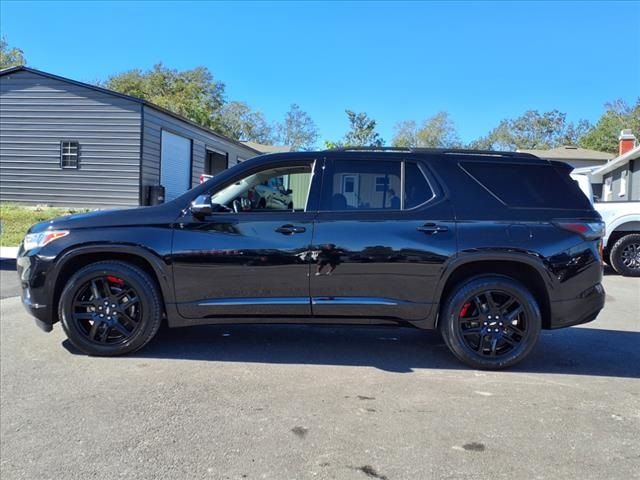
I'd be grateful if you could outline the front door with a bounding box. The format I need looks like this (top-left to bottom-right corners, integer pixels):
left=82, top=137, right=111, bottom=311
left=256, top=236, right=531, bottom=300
left=310, top=156, right=456, bottom=323
left=172, top=159, right=319, bottom=319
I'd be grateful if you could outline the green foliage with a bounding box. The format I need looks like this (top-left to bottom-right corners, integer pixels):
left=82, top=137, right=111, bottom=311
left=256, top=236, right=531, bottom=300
left=579, top=99, right=640, bottom=154
left=214, top=101, right=273, bottom=143
left=470, top=110, right=591, bottom=150
left=0, top=36, right=26, bottom=69
left=104, top=63, right=225, bottom=130
left=330, top=110, right=384, bottom=148
left=275, top=104, right=319, bottom=150
left=392, top=112, right=460, bottom=148
left=0, top=204, right=90, bottom=246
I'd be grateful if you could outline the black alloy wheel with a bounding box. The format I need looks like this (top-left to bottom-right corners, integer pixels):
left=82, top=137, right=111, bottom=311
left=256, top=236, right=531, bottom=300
left=71, top=275, right=141, bottom=345
left=59, top=261, right=162, bottom=356
left=440, top=275, right=541, bottom=369
left=457, top=290, right=527, bottom=357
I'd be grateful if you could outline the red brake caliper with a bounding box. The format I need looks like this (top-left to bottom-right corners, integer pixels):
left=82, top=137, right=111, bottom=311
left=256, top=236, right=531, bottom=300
left=106, top=276, right=124, bottom=286
left=459, top=302, right=471, bottom=317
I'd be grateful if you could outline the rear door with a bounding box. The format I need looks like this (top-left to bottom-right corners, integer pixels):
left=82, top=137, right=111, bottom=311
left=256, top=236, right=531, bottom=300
left=309, top=156, right=456, bottom=323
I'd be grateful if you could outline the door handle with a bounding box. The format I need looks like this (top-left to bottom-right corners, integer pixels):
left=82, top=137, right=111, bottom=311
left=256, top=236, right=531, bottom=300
left=417, top=223, right=449, bottom=234
left=275, top=224, right=306, bottom=235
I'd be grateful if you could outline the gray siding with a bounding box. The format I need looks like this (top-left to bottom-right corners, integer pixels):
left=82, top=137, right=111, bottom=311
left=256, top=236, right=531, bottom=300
left=631, top=159, right=640, bottom=201
left=0, top=70, right=142, bottom=207
left=603, top=164, right=631, bottom=202
left=141, top=105, right=258, bottom=195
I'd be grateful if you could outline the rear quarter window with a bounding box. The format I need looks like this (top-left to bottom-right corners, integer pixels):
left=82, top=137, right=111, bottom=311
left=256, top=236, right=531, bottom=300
left=460, top=161, right=592, bottom=210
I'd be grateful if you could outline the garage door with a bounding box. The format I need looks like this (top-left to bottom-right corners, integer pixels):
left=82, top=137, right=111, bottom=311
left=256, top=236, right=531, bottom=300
left=161, top=130, right=192, bottom=201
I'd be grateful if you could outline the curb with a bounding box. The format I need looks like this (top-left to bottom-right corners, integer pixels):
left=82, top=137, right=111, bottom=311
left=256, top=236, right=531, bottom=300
left=0, top=247, right=19, bottom=259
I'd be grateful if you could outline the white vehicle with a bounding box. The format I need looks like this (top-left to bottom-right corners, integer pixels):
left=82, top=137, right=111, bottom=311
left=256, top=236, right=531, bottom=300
left=250, top=177, right=294, bottom=210
left=572, top=173, right=640, bottom=277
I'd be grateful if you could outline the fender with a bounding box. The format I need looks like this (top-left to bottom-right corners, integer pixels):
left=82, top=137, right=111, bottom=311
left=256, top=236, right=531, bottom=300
left=603, top=214, right=640, bottom=246
left=435, top=249, right=553, bottom=305
left=48, top=243, right=176, bottom=307
left=409, top=249, right=554, bottom=330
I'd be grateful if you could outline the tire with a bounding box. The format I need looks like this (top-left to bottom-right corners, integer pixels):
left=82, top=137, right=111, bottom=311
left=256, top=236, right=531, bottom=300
left=609, top=234, right=640, bottom=277
left=59, top=261, right=163, bottom=356
left=439, top=275, right=541, bottom=370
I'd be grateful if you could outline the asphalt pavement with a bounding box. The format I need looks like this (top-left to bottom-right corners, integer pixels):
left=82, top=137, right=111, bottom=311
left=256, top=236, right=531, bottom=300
left=0, top=266, right=639, bottom=480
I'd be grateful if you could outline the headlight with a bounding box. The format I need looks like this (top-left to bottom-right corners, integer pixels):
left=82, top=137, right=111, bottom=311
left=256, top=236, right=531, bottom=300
left=23, top=230, right=69, bottom=251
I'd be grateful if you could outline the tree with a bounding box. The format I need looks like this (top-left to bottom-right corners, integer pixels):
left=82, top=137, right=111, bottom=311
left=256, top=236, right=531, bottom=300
left=470, top=110, right=591, bottom=150
left=275, top=104, right=319, bottom=150
left=0, top=37, right=26, bottom=69
left=392, top=112, right=460, bottom=148
left=579, top=99, right=640, bottom=154
left=334, top=110, right=384, bottom=147
left=104, top=63, right=225, bottom=130
left=214, top=101, right=274, bottom=143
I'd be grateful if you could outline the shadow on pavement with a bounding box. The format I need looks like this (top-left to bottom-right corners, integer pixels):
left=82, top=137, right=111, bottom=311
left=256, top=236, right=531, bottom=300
left=63, top=322, right=640, bottom=378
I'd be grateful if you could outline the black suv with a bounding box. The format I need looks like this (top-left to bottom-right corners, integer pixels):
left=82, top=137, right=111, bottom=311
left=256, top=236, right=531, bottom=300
left=17, top=149, right=606, bottom=369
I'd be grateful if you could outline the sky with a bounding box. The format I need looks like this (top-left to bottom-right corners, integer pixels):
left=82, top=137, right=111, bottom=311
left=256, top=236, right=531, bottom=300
left=1, top=0, right=639, bottom=146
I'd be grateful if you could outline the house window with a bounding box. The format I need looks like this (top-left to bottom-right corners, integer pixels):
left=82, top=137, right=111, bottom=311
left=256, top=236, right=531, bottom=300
left=619, top=170, right=627, bottom=197
left=603, top=176, right=613, bottom=201
left=60, top=141, right=79, bottom=168
left=375, top=176, right=390, bottom=192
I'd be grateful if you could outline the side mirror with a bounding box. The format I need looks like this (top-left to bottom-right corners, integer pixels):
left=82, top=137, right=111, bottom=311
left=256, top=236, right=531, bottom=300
left=191, top=194, right=212, bottom=217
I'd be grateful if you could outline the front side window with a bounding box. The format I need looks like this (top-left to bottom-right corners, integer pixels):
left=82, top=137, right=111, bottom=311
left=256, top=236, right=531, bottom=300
left=210, top=163, right=313, bottom=212
left=60, top=141, right=79, bottom=168
left=321, top=159, right=434, bottom=211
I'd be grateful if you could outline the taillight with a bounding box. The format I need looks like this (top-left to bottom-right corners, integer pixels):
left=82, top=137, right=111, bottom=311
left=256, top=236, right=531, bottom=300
left=553, top=220, right=605, bottom=240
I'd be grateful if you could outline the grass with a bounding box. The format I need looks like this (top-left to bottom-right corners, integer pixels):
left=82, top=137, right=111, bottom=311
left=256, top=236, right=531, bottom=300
left=0, top=203, right=90, bottom=247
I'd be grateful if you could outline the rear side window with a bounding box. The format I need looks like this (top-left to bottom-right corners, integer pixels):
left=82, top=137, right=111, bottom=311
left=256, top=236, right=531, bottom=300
left=405, top=162, right=434, bottom=208
left=320, top=159, right=435, bottom=211
left=461, top=162, right=592, bottom=209
left=325, top=160, right=402, bottom=210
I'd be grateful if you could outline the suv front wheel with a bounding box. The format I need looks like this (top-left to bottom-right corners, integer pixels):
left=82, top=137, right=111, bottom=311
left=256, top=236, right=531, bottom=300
left=59, top=261, right=163, bottom=356
left=439, top=275, right=541, bottom=370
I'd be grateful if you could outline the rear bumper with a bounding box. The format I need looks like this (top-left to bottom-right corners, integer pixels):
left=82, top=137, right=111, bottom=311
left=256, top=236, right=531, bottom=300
left=548, top=282, right=605, bottom=329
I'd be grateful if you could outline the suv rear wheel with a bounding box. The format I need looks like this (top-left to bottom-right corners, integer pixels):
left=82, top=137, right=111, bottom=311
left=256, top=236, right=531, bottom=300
left=59, top=261, right=163, bottom=356
left=439, top=275, right=541, bottom=370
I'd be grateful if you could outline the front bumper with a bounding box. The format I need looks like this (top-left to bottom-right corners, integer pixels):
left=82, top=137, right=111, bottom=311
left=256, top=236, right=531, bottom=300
left=548, top=282, right=605, bottom=329
left=17, top=247, right=56, bottom=332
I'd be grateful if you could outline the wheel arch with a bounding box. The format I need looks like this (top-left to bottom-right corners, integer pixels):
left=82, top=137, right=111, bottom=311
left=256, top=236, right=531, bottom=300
left=436, top=255, right=552, bottom=329
left=604, top=218, right=640, bottom=250
left=50, top=245, right=173, bottom=324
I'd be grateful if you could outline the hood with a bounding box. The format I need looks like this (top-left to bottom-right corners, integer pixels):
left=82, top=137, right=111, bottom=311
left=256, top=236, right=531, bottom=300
left=27, top=204, right=180, bottom=234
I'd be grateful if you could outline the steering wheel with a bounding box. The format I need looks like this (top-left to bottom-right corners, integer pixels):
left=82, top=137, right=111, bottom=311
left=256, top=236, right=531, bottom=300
left=232, top=199, right=241, bottom=213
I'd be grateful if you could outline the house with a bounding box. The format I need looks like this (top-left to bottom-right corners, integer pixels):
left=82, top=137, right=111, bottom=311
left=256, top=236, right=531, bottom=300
left=0, top=66, right=261, bottom=207
left=241, top=141, right=292, bottom=154
left=588, top=130, right=640, bottom=201
left=517, top=145, right=614, bottom=169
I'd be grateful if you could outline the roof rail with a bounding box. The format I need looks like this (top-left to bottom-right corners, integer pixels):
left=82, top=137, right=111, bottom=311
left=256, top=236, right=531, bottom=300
left=324, top=146, right=539, bottom=158
left=326, top=146, right=412, bottom=152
